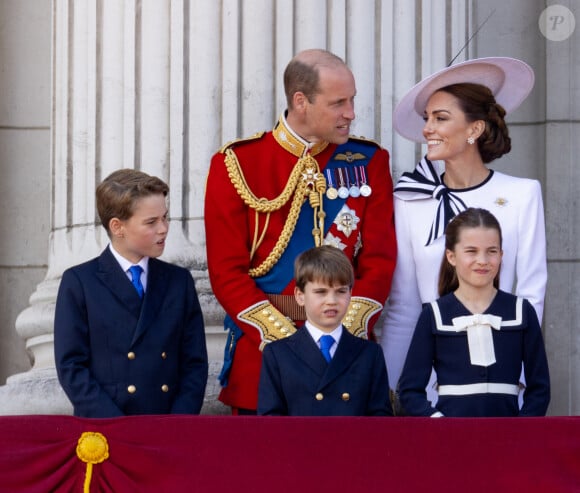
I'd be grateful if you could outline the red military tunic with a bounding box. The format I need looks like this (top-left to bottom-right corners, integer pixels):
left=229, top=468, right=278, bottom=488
left=205, top=114, right=396, bottom=410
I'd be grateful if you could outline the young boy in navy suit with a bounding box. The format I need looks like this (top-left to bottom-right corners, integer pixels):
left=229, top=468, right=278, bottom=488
left=54, top=169, right=208, bottom=417
left=258, top=246, right=392, bottom=416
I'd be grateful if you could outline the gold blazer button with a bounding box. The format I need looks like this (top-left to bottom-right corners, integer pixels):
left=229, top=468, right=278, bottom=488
left=315, top=393, right=324, bottom=401
left=127, top=385, right=137, bottom=394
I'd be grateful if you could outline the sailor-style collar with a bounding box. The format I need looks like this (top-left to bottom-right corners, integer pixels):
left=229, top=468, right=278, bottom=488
left=432, top=295, right=524, bottom=331
left=273, top=113, right=329, bottom=158
left=431, top=296, right=524, bottom=367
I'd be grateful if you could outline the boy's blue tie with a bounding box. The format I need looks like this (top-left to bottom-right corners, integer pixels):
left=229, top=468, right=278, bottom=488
left=128, top=265, right=144, bottom=298
left=319, top=335, right=334, bottom=363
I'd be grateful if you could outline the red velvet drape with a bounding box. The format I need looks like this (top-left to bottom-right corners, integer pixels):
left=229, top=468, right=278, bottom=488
left=0, top=415, right=578, bottom=492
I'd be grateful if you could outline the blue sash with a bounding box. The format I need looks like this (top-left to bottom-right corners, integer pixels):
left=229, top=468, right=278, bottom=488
left=256, top=140, right=377, bottom=293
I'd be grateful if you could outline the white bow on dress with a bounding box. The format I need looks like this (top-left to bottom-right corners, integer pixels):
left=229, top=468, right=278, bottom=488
left=451, top=313, right=502, bottom=367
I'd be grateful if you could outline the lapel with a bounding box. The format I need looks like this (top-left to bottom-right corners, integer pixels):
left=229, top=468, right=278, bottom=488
left=287, top=328, right=366, bottom=389
left=130, top=257, right=168, bottom=346
left=287, top=328, right=329, bottom=377
left=318, top=330, right=365, bottom=389
left=95, top=248, right=142, bottom=319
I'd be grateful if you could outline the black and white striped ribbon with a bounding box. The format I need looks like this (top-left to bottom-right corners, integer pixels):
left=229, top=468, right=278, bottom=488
left=394, top=157, right=467, bottom=245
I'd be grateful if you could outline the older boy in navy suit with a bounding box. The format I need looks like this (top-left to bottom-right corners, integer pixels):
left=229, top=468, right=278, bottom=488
left=54, top=169, right=208, bottom=417
left=258, top=246, right=392, bottom=416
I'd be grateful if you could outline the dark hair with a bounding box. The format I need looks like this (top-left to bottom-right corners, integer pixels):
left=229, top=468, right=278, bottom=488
left=294, top=245, right=354, bottom=291
left=438, top=83, right=511, bottom=163
left=438, top=207, right=502, bottom=296
left=283, top=49, right=346, bottom=109
left=96, top=169, right=169, bottom=236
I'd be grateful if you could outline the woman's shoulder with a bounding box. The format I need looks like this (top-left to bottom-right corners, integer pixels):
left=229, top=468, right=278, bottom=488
left=481, top=172, right=543, bottom=210
left=489, top=170, right=541, bottom=191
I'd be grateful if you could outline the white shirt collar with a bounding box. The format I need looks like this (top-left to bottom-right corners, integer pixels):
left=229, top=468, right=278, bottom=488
left=305, top=321, right=343, bottom=344
left=108, top=244, right=149, bottom=276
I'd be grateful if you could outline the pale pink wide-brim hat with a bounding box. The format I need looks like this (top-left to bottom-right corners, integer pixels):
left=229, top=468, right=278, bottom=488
left=393, top=57, right=535, bottom=142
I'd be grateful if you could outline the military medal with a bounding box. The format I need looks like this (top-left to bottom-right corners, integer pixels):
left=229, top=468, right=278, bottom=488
left=343, top=167, right=357, bottom=198
left=337, top=168, right=350, bottom=199
left=349, top=167, right=361, bottom=198
left=325, top=169, right=338, bottom=200
left=358, top=165, right=372, bottom=197
left=334, top=204, right=360, bottom=237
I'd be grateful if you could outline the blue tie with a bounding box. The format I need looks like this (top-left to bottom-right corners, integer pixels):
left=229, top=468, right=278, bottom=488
left=128, top=265, right=144, bottom=298
left=319, top=335, right=334, bottom=363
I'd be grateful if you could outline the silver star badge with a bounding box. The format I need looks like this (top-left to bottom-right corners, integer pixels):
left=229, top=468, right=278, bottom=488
left=324, top=233, right=347, bottom=251
left=334, top=205, right=360, bottom=237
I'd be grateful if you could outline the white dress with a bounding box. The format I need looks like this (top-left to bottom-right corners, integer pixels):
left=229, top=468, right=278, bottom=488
left=380, top=159, right=547, bottom=392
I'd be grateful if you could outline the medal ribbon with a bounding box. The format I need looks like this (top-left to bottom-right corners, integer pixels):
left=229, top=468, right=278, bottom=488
left=256, top=140, right=377, bottom=293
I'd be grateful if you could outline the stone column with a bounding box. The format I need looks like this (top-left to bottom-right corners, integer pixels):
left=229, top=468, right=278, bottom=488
left=542, top=3, right=579, bottom=415
left=389, top=0, right=471, bottom=181
left=0, top=0, right=471, bottom=415
left=0, top=0, right=227, bottom=414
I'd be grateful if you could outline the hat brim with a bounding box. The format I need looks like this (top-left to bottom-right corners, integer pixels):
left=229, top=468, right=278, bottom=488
left=393, top=57, right=535, bottom=143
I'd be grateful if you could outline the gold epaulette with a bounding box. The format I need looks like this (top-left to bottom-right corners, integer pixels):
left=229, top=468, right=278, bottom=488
left=218, top=131, right=266, bottom=154
left=238, top=301, right=297, bottom=350
left=347, top=135, right=383, bottom=149
left=342, top=297, right=383, bottom=339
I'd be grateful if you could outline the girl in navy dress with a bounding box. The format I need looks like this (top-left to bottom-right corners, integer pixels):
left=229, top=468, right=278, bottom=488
left=398, top=208, right=550, bottom=417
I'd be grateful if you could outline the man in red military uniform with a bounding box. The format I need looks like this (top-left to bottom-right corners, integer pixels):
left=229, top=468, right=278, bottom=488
left=205, top=49, right=396, bottom=414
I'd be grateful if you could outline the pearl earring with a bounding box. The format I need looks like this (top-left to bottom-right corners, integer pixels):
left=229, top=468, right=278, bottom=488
left=467, top=137, right=475, bottom=145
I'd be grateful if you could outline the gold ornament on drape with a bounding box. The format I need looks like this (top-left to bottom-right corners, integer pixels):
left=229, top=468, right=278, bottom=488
left=76, top=431, right=109, bottom=493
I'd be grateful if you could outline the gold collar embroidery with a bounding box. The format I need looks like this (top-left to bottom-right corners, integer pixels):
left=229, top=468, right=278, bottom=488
left=273, top=114, right=329, bottom=157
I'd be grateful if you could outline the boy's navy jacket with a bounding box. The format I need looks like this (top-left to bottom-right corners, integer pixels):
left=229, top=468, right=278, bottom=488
left=54, top=247, right=208, bottom=417
left=258, top=327, right=392, bottom=416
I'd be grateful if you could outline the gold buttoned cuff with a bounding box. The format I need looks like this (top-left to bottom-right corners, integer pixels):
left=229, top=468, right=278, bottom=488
left=342, top=297, right=383, bottom=338
left=238, top=301, right=297, bottom=350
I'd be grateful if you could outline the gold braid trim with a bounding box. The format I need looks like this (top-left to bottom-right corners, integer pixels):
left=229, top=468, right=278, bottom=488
left=219, top=131, right=265, bottom=154
left=342, top=297, right=383, bottom=339
left=224, top=149, right=325, bottom=278
left=224, top=148, right=305, bottom=213
left=248, top=183, right=307, bottom=277
left=238, top=301, right=297, bottom=350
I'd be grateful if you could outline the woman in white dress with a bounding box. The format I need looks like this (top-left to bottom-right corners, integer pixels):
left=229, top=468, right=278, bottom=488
left=380, top=57, right=547, bottom=411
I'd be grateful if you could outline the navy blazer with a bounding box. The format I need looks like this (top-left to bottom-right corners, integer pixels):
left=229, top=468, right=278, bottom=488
left=54, top=247, right=208, bottom=417
left=258, top=328, right=392, bottom=416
